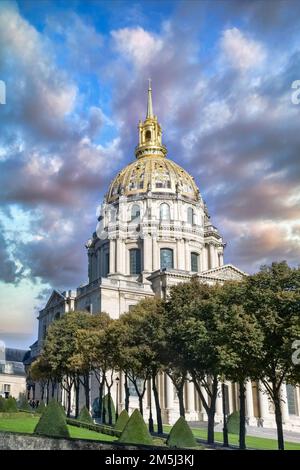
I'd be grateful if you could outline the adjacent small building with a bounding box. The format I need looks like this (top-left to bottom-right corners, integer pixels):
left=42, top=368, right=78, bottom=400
left=0, top=344, right=28, bottom=399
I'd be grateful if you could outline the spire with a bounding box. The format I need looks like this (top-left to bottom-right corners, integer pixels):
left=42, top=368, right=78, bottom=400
left=146, top=78, right=153, bottom=119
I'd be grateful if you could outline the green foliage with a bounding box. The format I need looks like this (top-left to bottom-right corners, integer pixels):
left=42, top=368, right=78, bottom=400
left=115, top=409, right=130, bottom=431
left=17, top=393, right=31, bottom=412
left=0, top=396, right=6, bottom=411
left=102, top=393, right=116, bottom=424
left=118, top=409, right=153, bottom=445
left=78, top=405, right=93, bottom=424
left=227, top=411, right=240, bottom=435
left=4, top=397, right=18, bottom=412
left=166, top=417, right=198, bottom=448
left=34, top=399, right=69, bottom=438
left=36, top=401, right=46, bottom=414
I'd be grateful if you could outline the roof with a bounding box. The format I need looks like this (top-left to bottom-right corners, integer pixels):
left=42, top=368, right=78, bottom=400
left=5, top=348, right=29, bottom=362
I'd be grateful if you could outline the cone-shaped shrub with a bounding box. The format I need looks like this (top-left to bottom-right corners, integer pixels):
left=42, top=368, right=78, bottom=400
left=36, top=401, right=46, bottom=414
left=118, top=409, right=153, bottom=445
left=78, top=405, right=93, bottom=424
left=0, top=396, right=6, bottom=411
left=34, top=399, right=69, bottom=438
left=4, top=397, right=18, bottom=412
left=102, top=393, right=116, bottom=424
left=166, top=417, right=198, bottom=448
left=227, top=411, right=240, bottom=435
left=115, top=409, right=129, bottom=431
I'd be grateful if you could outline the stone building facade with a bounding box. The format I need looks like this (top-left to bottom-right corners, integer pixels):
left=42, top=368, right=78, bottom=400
left=28, top=84, right=300, bottom=431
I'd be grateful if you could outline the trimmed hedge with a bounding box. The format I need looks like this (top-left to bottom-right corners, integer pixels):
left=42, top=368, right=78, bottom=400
left=34, top=399, right=69, bottom=438
left=227, top=411, right=243, bottom=435
left=66, top=417, right=121, bottom=437
left=36, top=401, right=46, bottom=415
left=102, top=394, right=116, bottom=425
left=78, top=406, right=93, bottom=424
left=118, top=409, right=153, bottom=445
left=115, top=409, right=130, bottom=432
left=166, top=417, right=198, bottom=448
left=0, top=396, right=5, bottom=412
left=4, top=397, right=18, bottom=412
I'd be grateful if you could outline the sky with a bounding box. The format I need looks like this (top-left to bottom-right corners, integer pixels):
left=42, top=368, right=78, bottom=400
left=0, top=0, right=300, bottom=349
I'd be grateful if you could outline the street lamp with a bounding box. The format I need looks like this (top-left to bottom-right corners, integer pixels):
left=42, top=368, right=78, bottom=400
left=148, top=378, right=154, bottom=433
left=115, top=377, right=120, bottom=422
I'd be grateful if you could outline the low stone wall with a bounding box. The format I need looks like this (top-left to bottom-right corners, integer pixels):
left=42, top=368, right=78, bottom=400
left=0, top=431, right=160, bottom=450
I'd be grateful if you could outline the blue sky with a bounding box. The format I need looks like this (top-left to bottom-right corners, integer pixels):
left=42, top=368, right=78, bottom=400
left=0, top=0, right=300, bottom=349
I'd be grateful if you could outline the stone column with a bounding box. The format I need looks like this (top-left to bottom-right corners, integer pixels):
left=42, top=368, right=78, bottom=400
left=246, top=380, right=255, bottom=419
left=186, top=380, right=195, bottom=413
left=143, top=235, right=152, bottom=272
left=177, top=239, right=185, bottom=270
left=152, top=237, right=159, bottom=270
left=209, top=244, right=215, bottom=269
left=215, top=385, right=223, bottom=416
left=259, top=381, right=270, bottom=420
left=201, top=246, right=208, bottom=271
left=219, top=252, right=224, bottom=266
left=116, top=239, right=123, bottom=273
left=214, top=246, right=219, bottom=268
left=165, top=374, right=174, bottom=410
left=200, top=386, right=208, bottom=420
left=281, top=383, right=290, bottom=423
left=185, top=240, right=190, bottom=271
left=109, top=239, right=115, bottom=274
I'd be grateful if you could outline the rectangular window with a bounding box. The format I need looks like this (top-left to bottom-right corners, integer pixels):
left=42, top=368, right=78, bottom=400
left=160, top=248, right=174, bottom=270
left=287, top=384, right=298, bottom=415
left=130, top=249, right=141, bottom=274
left=4, top=384, right=11, bottom=392
left=191, top=252, right=199, bottom=272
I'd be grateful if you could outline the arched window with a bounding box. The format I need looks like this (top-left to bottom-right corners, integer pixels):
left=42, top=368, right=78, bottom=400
left=54, top=312, right=60, bottom=320
left=160, top=203, right=170, bottom=221
left=187, top=207, right=195, bottom=225
left=131, top=204, right=140, bottom=221
left=145, top=130, right=151, bottom=141
left=191, top=252, right=199, bottom=272
left=160, top=248, right=174, bottom=270
left=129, top=248, right=141, bottom=274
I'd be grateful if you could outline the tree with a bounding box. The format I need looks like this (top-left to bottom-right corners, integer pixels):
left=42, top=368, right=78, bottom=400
left=216, top=281, right=263, bottom=449
left=41, top=311, right=94, bottom=416
left=243, top=262, right=300, bottom=450
left=121, top=298, right=166, bottom=433
left=165, top=279, right=228, bottom=445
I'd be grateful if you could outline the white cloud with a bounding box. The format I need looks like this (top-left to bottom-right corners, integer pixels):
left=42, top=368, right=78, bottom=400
left=111, top=26, right=163, bottom=68
left=221, top=27, right=266, bottom=71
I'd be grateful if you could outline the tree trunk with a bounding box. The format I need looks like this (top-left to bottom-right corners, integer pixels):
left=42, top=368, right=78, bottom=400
left=274, top=395, right=285, bottom=450
left=207, top=377, right=218, bottom=444
left=41, top=383, right=45, bottom=401
left=98, top=377, right=105, bottom=421
left=124, top=374, right=130, bottom=412
left=138, top=394, right=143, bottom=415
left=221, top=382, right=229, bottom=447
left=51, top=381, right=55, bottom=398
left=152, top=372, right=163, bottom=434
left=177, top=384, right=185, bottom=418
left=239, top=380, right=246, bottom=450
left=84, top=373, right=90, bottom=410
left=46, top=380, right=50, bottom=404
left=66, top=389, right=72, bottom=417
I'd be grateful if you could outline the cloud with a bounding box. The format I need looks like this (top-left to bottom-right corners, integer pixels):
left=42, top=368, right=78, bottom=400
left=220, top=27, right=266, bottom=71
left=111, top=27, right=163, bottom=69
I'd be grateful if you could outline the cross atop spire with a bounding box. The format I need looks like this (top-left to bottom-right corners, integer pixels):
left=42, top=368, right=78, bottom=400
left=146, top=78, right=153, bottom=119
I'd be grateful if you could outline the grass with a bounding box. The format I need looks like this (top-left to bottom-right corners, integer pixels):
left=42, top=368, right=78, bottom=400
left=0, top=415, right=116, bottom=442
left=161, top=424, right=300, bottom=450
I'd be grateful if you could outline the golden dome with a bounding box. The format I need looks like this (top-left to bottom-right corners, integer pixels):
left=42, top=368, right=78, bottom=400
left=107, top=155, right=199, bottom=203
left=107, top=82, right=200, bottom=203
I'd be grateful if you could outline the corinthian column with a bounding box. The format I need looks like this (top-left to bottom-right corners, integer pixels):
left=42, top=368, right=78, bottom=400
left=109, top=239, right=115, bottom=274
left=245, top=380, right=254, bottom=419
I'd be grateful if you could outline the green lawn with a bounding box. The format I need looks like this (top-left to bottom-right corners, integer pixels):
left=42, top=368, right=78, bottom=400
left=0, top=415, right=116, bottom=442
left=161, top=424, right=300, bottom=450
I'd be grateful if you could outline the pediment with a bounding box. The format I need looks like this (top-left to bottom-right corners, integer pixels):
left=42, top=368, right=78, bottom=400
left=44, top=290, right=65, bottom=309
left=200, top=264, right=247, bottom=281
